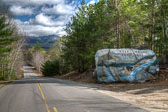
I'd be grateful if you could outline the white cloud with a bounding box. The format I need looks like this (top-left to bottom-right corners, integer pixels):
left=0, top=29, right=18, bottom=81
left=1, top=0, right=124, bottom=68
left=34, top=13, right=69, bottom=27
left=3, top=0, right=64, bottom=6
left=57, top=30, right=67, bottom=36
left=24, top=25, right=66, bottom=37
left=14, top=19, right=67, bottom=37
left=4, top=0, right=81, bottom=37
left=10, top=6, right=34, bottom=15
left=34, top=13, right=55, bottom=26
left=42, top=3, right=75, bottom=15
left=88, top=0, right=96, bottom=4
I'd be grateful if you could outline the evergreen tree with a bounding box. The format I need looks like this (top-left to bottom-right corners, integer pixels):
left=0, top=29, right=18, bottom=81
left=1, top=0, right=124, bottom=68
left=47, top=0, right=168, bottom=73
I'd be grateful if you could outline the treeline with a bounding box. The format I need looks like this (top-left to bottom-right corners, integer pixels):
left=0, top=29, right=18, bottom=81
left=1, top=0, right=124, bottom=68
left=0, top=2, right=24, bottom=80
left=36, top=0, right=168, bottom=76
left=24, top=42, right=46, bottom=73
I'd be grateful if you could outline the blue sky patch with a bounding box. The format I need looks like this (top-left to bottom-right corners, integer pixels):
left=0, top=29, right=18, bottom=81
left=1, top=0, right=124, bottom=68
left=3, top=0, right=98, bottom=37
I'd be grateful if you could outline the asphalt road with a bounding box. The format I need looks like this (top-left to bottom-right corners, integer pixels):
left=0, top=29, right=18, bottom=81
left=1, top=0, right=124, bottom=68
left=0, top=66, right=147, bottom=112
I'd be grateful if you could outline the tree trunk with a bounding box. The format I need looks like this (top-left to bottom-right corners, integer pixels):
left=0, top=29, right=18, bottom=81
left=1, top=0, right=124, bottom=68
left=162, top=7, right=167, bottom=56
left=115, top=0, right=120, bottom=48
left=9, top=39, right=25, bottom=77
left=151, top=0, right=155, bottom=50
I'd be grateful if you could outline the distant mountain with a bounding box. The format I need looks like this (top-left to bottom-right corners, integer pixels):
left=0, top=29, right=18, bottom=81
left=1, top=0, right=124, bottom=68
left=25, top=35, right=59, bottom=50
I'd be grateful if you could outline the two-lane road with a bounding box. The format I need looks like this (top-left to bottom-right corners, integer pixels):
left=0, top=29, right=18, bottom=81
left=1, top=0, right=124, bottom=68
left=0, top=66, right=147, bottom=112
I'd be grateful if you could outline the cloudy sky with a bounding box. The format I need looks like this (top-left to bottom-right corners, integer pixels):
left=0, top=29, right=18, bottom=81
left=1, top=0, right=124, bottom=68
left=3, top=0, right=98, bottom=37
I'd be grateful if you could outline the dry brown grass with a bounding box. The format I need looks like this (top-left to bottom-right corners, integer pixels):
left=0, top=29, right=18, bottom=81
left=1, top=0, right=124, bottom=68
left=0, top=74, right=24, bottom=88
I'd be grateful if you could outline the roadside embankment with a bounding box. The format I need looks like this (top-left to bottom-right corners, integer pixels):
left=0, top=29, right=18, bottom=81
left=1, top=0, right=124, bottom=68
left=54, top=68, right=168, bottom=112
left=0, top=67, right=24, bottom=88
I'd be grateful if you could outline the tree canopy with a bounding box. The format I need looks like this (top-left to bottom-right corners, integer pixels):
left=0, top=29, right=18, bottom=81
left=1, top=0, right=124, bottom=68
left=0, top=2, right=24, bottom=80
left=58, top=0, right=168, bottom=73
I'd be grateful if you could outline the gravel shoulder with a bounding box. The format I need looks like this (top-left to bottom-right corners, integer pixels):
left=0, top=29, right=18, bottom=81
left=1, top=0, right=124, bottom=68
left=54, top=69, right=168, bottom=112
left=98, top=81, right=168, bottom=112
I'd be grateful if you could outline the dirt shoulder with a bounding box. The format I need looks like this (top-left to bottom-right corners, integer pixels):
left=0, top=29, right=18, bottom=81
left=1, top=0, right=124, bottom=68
left=0, top=81, right=10, bottom=88
left=0, top=67, right=24, bottom=89
left=55, top=68, right=168, bottom=112
left=98, top=81, right=168, bottom=112
left=0, top=74, right=23, bottom=88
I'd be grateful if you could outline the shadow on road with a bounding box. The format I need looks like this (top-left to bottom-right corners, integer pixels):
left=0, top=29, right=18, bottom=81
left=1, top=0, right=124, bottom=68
left=8, top=66, right=168, bottom=96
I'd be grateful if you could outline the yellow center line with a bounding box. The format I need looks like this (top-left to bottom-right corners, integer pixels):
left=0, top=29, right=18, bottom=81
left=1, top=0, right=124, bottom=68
left=53, top=107, right=58, bottom=112
left=36, top=79, right=51, bottom=112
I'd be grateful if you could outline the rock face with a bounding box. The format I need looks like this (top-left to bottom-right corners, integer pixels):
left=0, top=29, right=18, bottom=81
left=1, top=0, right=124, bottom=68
left=94, top=49, right=159, bottom=83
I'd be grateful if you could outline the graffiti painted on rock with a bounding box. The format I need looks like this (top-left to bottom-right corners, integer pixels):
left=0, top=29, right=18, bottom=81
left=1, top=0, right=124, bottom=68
left=94, top=49, right=159, bottom=83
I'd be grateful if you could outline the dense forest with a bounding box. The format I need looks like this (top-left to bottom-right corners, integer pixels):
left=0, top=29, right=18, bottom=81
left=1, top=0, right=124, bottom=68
left=37, top=0, right=168, bottom=76
left=0, top=2, right=24, bottom=80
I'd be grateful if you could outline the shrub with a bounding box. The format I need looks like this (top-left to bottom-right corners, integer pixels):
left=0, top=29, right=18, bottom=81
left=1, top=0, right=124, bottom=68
left=41, top=60, right=60, bottom=76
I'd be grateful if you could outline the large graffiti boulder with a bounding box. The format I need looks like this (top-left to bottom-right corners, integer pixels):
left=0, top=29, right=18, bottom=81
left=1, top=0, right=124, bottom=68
left=94, top=49, right=159, bottom=83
